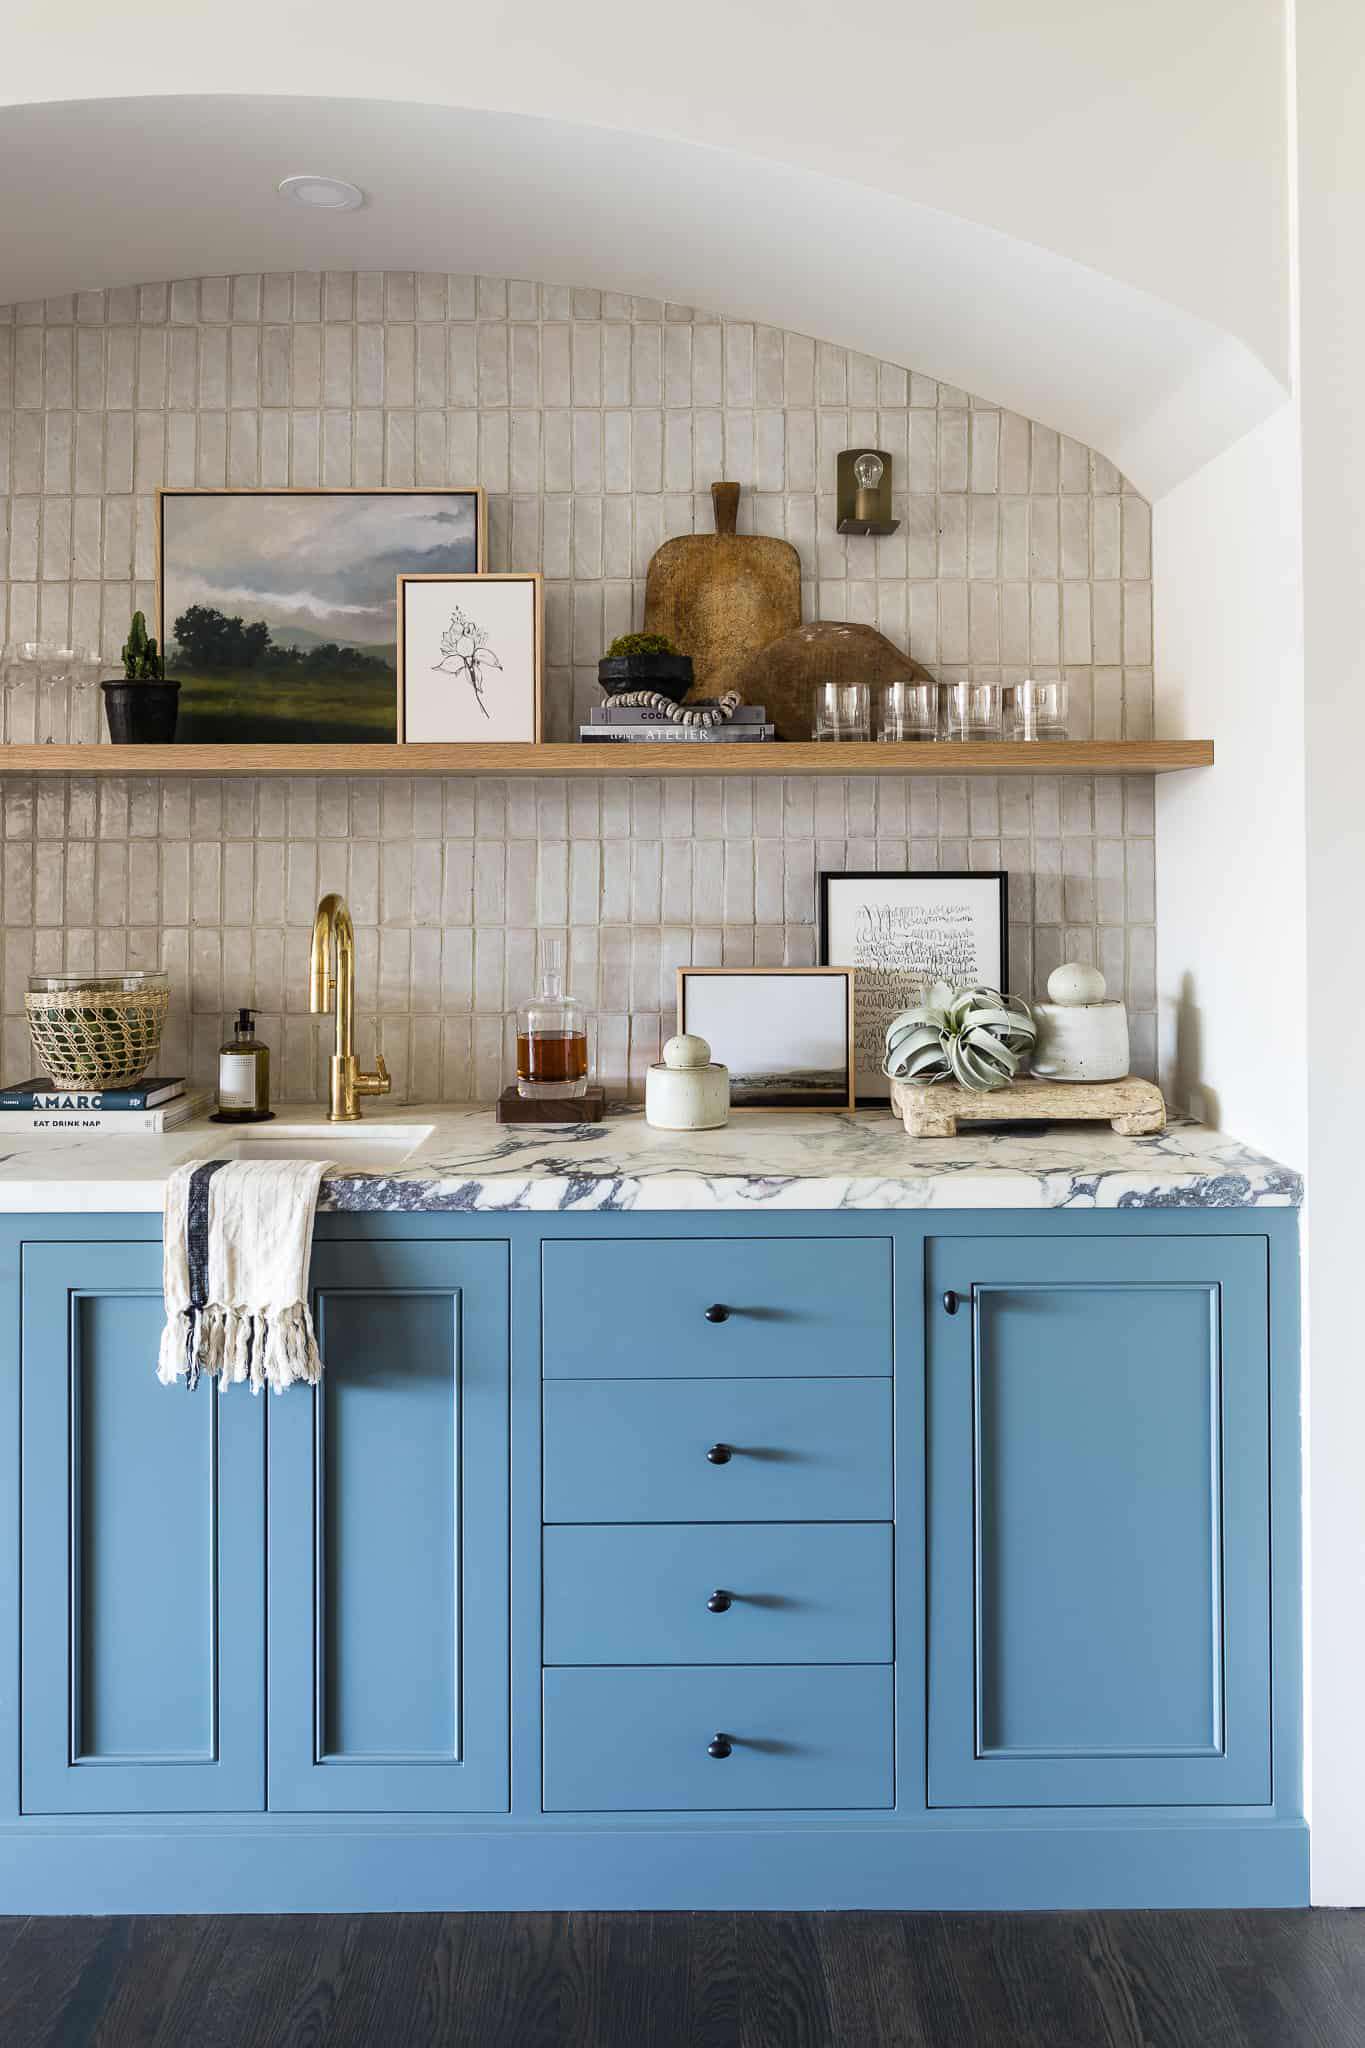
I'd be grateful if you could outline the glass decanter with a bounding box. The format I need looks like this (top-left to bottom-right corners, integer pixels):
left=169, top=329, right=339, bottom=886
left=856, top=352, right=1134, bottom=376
left=516, top=939, right=589, bottom=1099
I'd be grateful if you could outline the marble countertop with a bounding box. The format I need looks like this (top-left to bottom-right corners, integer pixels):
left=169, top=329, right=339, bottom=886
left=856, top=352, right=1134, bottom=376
left=0, top=1101, right=1303, bottom=1213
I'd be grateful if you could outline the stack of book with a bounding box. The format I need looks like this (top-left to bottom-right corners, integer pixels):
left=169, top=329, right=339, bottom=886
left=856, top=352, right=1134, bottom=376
left=580, top=703, right=776, bottom=744
left=0, top=1076, right=212, bottom=1133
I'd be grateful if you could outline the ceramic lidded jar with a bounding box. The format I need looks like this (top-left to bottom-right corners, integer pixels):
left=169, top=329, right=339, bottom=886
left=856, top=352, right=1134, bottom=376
left=1031, top=964, right=1131, bottom=1082
left=646, top=1033, right=730, bottom=1130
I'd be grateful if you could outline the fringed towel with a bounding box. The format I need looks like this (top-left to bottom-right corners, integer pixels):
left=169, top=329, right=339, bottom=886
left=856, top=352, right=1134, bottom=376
left=159, top=1157, right=330, bottom=1394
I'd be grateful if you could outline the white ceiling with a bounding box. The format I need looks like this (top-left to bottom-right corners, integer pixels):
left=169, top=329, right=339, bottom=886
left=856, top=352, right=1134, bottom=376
left=0, top=2, right=1294, bottom=496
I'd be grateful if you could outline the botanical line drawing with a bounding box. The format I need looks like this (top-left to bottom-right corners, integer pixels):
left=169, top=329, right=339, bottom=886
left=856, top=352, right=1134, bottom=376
left=432, top=604, right=501, bottom=719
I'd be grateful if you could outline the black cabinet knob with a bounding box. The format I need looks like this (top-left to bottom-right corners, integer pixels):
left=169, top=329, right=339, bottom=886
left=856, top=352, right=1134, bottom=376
left=707, top=1734, right=733, bottom=1759
left=942, top=1290, right=962, bottom=1315
left=706, top=1443, right=733, bottom=1465
left=707, top=1589, right=732, bottom=1613
left=704, top=1303, right=730, bottom=1324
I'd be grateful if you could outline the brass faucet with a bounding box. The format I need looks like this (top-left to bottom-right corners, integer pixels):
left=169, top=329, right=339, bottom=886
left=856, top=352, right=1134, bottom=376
left=308, top=891, right=391, bottom=1122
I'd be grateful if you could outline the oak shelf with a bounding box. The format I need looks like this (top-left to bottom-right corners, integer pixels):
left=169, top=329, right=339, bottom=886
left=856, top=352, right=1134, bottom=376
left=0, top=741, right=1212, bottom=779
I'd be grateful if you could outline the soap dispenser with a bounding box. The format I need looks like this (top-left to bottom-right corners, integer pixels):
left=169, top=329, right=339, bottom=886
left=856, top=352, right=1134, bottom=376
left=212, top=1008, right=274, bottom=1123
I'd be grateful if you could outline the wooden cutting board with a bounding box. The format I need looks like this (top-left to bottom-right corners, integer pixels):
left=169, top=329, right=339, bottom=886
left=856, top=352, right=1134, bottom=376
left=736, top=622, right=934, bottom=741
left=644, top=482, right=801, bottom=702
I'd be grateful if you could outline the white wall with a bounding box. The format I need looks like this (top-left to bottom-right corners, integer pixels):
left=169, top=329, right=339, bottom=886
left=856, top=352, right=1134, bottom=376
left=1154, top=403, right=1308, bottom=1167
left=0, top=0, right=1292, bottom=380
left=1296, top=0, right=1365, bottom=1908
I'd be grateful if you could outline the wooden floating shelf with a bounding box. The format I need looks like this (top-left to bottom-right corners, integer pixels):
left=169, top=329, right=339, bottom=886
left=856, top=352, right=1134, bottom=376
left=0, top=741, right=1213, bottom=779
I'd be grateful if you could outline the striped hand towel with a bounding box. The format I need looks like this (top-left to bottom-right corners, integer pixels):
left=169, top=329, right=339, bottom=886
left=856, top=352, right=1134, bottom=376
left=158, top=1156, right=330, bottom=1393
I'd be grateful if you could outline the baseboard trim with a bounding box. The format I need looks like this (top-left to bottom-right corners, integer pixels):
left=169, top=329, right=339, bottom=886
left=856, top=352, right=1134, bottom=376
left=0, top=1819, right=1310, bottom=1913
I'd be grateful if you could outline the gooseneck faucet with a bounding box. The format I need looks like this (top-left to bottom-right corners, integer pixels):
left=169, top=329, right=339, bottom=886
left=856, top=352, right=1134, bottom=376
left=309, top=891, right=391, bottom=1122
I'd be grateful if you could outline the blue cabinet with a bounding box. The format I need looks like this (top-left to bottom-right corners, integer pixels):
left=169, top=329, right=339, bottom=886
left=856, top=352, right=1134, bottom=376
left=0, top=1207, right=1303, bottom=1911
left=20, top=1242, right=264, bottom=1814
left=267, top=1239, right=509, bottom=1812
left=926, top=1234, right=1272, bottom=1807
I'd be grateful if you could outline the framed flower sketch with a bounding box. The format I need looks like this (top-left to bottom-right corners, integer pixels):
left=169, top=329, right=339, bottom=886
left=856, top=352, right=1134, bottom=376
left=819, top=871, right=1008, bottom=1102
left=676, top=967, right=856, bottom=1112
left=397, top=573, right=543, bottom=743
left=157, top=488, right=483, bottom=744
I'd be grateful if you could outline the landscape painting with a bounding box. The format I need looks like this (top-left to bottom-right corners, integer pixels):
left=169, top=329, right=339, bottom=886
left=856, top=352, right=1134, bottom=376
left=677, top=968, right=856, bottom=1112
left=158, top=490, right=482, bottom=743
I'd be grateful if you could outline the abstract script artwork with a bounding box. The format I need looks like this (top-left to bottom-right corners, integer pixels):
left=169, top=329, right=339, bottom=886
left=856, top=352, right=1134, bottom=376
left=158, top=490, right=481, bottom=743
left=397, top=575, right=542, bottom=742
left=820, top=872, right=1008, bottom=1101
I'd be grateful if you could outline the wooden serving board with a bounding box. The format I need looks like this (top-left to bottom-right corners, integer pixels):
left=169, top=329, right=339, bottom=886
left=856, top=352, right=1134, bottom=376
left=890, top=1075, right=1166, bottom=1138
left=736, top=622, right=934, bottom=741
left=496, top=1085, right=606, bottom=1125
left=644, top=482, right=801, bottom=702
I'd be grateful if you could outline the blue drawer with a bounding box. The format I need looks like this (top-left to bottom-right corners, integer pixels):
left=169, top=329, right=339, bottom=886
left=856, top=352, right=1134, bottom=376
left=544, top=1523, right=892, bottom=1666
left=542, top=1236, right=892, bottom=1379
left=543, top=1665, right=893, bottom=1811
left=543, top=1377, right=892, bottom=1523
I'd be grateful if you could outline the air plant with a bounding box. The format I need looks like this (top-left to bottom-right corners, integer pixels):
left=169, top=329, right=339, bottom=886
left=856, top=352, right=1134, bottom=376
left=432, top=605, right=501, bottom=719
left=883, top=982, right=1037, bottom=1093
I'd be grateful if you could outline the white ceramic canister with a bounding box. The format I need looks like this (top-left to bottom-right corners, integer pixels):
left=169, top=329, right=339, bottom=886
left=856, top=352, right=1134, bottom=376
left=1031, top=963, right=1130, bottom=1082
left=646, top=1033, right=730, bottom=1130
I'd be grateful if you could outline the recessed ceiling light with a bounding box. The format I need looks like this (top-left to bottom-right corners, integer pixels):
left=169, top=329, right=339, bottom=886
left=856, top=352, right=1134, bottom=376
left=277, top=174, right=365, bottom=212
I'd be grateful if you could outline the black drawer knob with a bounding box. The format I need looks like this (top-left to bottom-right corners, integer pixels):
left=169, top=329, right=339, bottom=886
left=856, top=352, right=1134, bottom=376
left=707, top=1734, right=733, bottom=1759
left=704, top=1303, right=730, bottom=1324
left=706, top=1443, right=733, bottom=1465
left=707, top=1589, right=732, bottom=1613
left=942, top=1290, right=962, bottom=1315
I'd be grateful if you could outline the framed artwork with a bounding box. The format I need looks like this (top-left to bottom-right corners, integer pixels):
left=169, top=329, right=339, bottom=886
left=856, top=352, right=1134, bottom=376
left=819, top=871, right=1008, bottom=1103
left=676, top=967, right=856, bottom=1112
left=157, top=488, right=483, bottom=744
left=397, top=574, right=543, bottom=742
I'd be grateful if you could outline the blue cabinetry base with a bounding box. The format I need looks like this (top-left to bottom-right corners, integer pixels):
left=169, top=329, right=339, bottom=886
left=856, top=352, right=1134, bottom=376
left=0, top=1819, right=1309, bottom=1914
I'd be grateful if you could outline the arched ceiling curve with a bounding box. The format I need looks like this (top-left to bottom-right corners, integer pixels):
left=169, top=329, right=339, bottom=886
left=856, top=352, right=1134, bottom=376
left=0, top=66, right=1291, bottom=496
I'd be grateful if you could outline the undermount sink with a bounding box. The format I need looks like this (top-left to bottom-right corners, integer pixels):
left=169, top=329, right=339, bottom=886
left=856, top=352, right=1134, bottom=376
left=204, top=1123, right=435, bottom=1175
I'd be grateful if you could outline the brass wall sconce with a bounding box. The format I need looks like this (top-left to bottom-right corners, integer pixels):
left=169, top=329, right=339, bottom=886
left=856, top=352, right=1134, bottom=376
left=836, top=448, right=900, bottom=536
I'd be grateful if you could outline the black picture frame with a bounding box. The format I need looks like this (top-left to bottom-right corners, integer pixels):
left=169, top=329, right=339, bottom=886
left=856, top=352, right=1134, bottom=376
left=819, top=870, right=1009, bottom=1105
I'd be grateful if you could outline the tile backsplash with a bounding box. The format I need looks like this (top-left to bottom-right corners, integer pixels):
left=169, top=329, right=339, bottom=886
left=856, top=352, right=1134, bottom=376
left=0, top=273, right=1156, bottom=1096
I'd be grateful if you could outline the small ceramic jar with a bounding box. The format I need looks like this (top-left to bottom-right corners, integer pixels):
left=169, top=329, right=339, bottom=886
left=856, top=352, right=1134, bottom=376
left=646, top=1033, right=730, bottom=1130
left=1031, top=964, right=1131, bottom=1082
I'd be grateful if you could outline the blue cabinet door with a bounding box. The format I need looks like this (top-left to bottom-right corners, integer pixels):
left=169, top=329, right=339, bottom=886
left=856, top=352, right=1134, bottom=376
left=21, top=1242, right=264, bottom=1814
left=927, top=1235, right=1271, bottom=1807
left=267, top=1239, right=509, bottom=1812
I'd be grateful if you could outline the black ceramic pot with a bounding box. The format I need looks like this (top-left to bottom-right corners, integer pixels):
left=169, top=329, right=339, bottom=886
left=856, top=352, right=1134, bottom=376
left=596, top=653, right=694, bottom=703
left=101, top=680, right=181, bottom=744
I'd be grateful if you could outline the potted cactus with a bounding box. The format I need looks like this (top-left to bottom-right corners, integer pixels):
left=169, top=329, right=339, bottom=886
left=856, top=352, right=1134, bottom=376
left=101, top=612, right=181, bottom=744
left=597, top=632, right=694, bottom=704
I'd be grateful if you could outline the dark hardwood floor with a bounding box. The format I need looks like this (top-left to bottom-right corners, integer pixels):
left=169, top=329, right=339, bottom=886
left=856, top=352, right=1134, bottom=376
left=0, top=1909, right=1361, bottom=2048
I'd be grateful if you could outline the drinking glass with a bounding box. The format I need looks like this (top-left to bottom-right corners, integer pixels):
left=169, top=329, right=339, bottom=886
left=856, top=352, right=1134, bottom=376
left=1009, top=678, right=1069, bottom=742
left=943, top=681, right=1003, bottom=741
left=812, top=680, right=872, bottom=741
left=878, top=680, right=939, bottom=741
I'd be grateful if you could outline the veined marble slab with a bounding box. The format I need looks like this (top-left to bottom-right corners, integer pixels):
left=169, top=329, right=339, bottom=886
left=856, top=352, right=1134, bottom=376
left=0, top=1103, right=1303, bottom=1213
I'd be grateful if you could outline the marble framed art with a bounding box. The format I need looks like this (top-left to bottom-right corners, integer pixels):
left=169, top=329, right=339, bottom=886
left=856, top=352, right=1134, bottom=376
left=397, top=573, right=544, bottom=743
left=157, top=487, right=484, bottom=744
left=676, top=966, right=856, bottom=1112
left=820, top=871, right=1008, bottom=1103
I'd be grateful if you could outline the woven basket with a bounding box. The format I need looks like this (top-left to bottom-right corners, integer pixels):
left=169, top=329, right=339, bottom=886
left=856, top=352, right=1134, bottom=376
left=25, top=977, right=170, bottom=1090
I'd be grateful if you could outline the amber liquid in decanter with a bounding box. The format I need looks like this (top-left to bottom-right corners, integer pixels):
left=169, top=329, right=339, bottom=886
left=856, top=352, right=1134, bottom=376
left=515, top=941, right=589, bottom=1099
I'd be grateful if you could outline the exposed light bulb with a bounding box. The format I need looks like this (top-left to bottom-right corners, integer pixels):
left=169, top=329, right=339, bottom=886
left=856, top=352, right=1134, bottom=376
left=853, top=451, right=884, bottom=491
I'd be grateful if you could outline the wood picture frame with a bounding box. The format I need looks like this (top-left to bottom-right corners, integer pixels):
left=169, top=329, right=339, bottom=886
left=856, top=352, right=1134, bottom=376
left=819, top=869, right=1008, bottom=1103
left=676, top=966, right=856, bottom=1112
left=396, top=573, right=544, bottom=743
left=157, top=486, right=484, bottom=745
